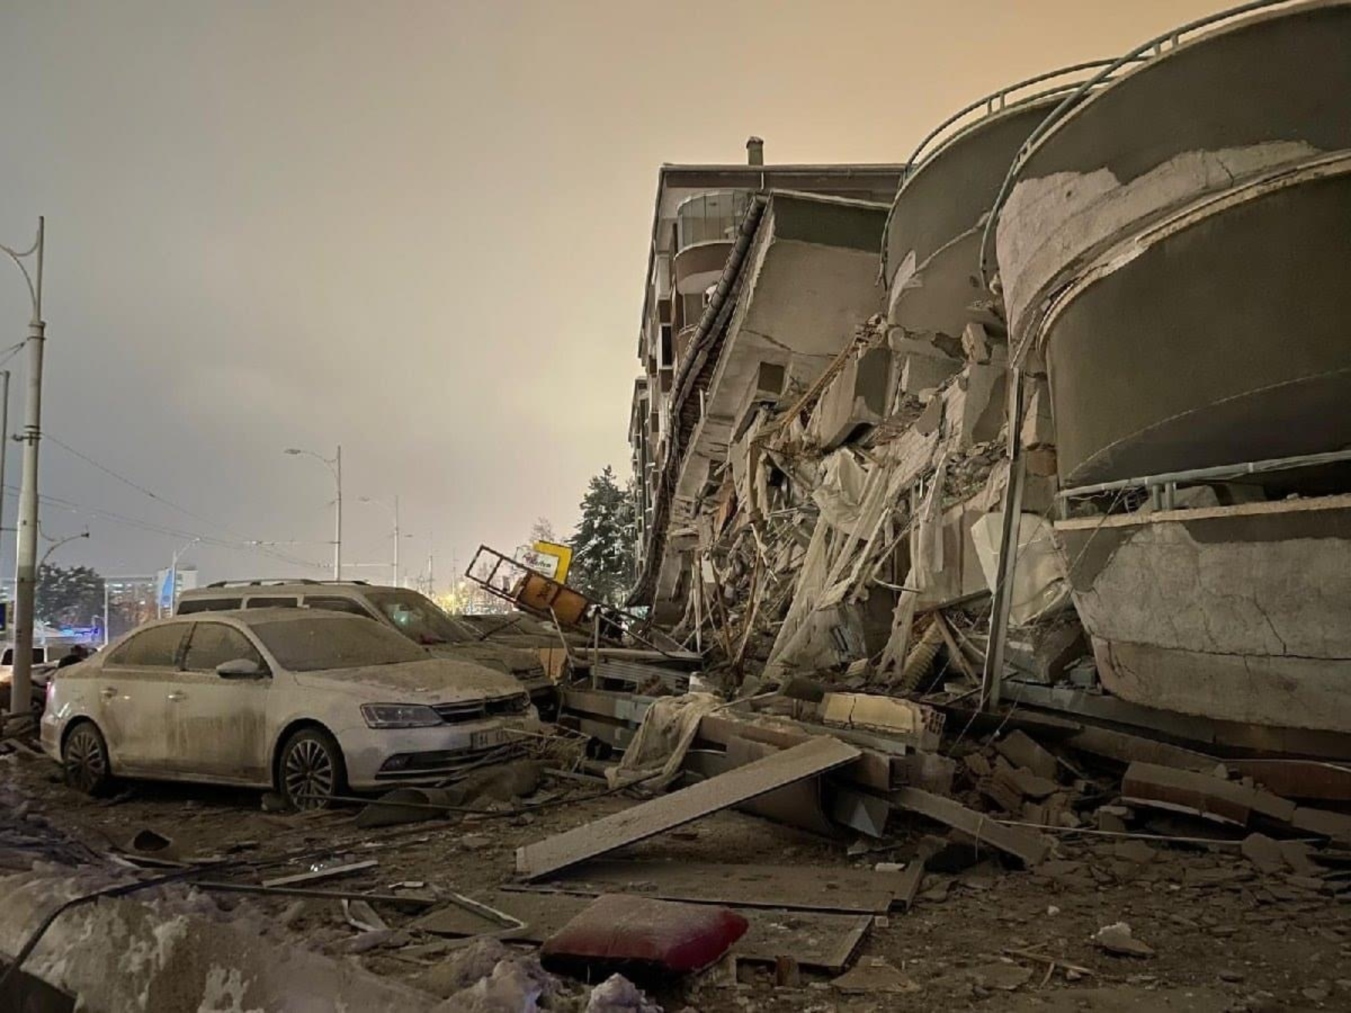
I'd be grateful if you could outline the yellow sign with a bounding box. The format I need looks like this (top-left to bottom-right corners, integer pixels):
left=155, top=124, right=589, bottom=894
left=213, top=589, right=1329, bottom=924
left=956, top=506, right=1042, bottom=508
left=533, top=541, right=573, bottom=584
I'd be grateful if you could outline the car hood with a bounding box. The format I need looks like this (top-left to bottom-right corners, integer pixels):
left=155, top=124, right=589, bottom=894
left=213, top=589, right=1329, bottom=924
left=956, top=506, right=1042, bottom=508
left=292, top=657, right=524, bottom=704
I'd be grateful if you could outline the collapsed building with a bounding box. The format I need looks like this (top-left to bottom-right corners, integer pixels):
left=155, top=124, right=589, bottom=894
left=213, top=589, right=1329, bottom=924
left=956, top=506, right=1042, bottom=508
left=627, top=0, right=1351, bottom=755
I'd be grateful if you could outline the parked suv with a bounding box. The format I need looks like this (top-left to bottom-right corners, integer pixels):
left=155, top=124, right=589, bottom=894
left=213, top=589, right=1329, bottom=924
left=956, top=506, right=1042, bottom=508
left=176, top=581, right=557, bottom=712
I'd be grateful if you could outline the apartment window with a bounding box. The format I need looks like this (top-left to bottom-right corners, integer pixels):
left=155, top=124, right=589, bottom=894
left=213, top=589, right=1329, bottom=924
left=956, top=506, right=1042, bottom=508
left=660, top=325, right=674, bottom=369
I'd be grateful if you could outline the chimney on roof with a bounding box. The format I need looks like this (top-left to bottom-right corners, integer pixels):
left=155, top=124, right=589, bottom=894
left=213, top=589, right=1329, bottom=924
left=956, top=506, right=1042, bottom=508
left=746, top=136, right=764, bottom=167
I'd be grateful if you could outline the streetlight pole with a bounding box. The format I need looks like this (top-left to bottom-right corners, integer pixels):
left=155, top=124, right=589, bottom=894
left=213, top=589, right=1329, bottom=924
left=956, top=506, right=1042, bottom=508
left=159, top=536, right=199, bottom=619
left=1, top=218, right=44, bottom=717
left=285, top=445, right=342, bottom=580
left=359, top=494, right=400, bottom=586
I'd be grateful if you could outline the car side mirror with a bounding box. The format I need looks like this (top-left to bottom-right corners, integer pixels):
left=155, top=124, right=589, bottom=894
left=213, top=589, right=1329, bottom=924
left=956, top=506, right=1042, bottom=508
left=216, top=658, right=266, bottom=679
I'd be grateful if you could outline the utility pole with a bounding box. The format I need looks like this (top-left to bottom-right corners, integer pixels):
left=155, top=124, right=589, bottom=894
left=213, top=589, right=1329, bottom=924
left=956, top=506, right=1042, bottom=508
left=159, top=537, right=199, bottom=618
left=285, top=444, right=343, bottom=580
left=1, top=218, right=44, bottom=717
left=334, top=445, right=342, bottom=580
left=359, top=494, right=400, bottom=586
left=0, top=371, right=9, bottom=575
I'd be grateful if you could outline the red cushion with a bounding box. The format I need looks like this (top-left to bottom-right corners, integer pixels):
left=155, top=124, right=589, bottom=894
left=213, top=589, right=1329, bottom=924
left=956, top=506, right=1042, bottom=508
left=541, top=894, right=748, bottom=977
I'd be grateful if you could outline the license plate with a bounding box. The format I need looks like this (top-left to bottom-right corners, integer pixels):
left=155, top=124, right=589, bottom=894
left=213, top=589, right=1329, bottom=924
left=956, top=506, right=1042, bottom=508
left=471, top=728, right=508, bottom=750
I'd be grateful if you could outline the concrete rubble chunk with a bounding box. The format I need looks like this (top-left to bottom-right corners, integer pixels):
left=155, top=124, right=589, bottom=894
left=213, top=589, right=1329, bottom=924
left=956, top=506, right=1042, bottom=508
left=891, top=787, right=1050, bottom=867
left=892, top=336, right=963, bottom=396
left=1020, top=375, right=1055, bottom=449
left=966, top=962, right=1034, bottom=991
left=994, top=730, right=1059, bottom=781
left=1121, top=762, right=1297, bottom=827
left=1292, top=806, right=1351, bottom=844
left=820, top=692, right=940, bottom=749
left=1093, top=921, right=1155, bottom=958
left=961, top=322, right=993, bottom=364
left=814, top=345, right=894, bottom=450
left=1240, top=833, right=1286, bottom=874
left=831, top=957, right=922, bottom=995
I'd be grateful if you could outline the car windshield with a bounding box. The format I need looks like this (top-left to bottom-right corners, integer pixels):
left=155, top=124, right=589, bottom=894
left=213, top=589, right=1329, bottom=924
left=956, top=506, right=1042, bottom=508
left=365, top=590, right=470, bottom=647
left=250, top=615, right=428, bottom=672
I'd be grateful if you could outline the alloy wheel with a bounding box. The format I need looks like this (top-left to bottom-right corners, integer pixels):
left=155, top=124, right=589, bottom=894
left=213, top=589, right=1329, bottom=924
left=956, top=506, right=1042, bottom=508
left=283, top=737, right=336, bottom=809
left=64, top=725, right=108, bottom=794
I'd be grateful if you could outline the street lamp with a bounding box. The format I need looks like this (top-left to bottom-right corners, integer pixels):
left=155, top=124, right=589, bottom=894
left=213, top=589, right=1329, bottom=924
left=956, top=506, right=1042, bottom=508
left=39, top=530, right=90, bottom=570
left=158, top=536, right=200, bottom=618
left=359, top=495, right=401, bottom=586
left=284, top=445, right=342, bottom=580
left=1, top=217, right=45, bottom=718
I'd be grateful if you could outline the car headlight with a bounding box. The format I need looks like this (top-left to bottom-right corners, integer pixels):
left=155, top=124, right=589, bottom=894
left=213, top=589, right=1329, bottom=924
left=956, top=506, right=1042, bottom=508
left=360, top=703, right=443, bottom=729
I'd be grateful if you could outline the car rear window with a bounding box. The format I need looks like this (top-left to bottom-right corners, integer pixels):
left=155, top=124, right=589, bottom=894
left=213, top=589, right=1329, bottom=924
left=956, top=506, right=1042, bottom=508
left=249, top=615, right=427, bottom=672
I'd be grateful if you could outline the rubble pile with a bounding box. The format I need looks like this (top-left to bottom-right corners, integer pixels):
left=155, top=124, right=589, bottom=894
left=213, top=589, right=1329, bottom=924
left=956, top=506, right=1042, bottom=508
left=673, top=312, right=1063, bottom=704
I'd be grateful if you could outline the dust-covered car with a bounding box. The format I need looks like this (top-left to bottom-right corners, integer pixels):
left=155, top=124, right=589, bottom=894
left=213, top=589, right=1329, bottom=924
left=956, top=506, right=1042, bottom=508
left=39, top=609, right=538, bottom=808
left=176, top=581, right=558, bottom=714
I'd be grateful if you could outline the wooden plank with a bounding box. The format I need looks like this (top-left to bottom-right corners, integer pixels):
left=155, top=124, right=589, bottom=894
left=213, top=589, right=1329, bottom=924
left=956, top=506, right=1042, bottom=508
left=890, top=787, right=1049, bottom=867
left=261, top=860, right=378, bottom=889
left=516, top=737, right=861, bottom=880
left=413, top=890, right=872, bottom=972
left=512, top=859, right=899, bottom=914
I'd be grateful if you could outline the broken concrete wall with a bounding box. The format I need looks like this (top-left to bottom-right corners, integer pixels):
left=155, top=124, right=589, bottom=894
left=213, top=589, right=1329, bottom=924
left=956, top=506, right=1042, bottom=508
left=811, top=345, right=894, bottom=450
left=1055, top=495, right=1351, bottom=732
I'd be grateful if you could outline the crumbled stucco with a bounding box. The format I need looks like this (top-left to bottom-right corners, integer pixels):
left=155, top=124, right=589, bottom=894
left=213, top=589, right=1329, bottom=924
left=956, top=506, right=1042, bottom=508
left=996, top=141, right=1320, bottom=342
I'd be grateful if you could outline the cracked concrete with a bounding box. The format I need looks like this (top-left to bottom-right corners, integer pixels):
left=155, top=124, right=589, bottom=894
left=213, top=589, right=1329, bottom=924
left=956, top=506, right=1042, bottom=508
left=1057, top=497, right=1351, bottom=731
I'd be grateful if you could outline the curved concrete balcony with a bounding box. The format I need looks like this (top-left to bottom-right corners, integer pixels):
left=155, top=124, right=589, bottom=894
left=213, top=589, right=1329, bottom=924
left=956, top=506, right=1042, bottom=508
left=994, top=1, right=1351, bottom=346
left=886, top=98, right=1057, bottom=338
left=1057, top=492, right=1351, bottom=733
left=1044, top=152, right=1351, bottom=487
left=673, top=239, right=733, bottom=297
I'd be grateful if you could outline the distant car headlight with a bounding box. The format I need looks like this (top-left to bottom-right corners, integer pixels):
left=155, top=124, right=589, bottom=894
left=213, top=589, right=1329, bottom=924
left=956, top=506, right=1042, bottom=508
left=360, top=703, right=443, bottom=729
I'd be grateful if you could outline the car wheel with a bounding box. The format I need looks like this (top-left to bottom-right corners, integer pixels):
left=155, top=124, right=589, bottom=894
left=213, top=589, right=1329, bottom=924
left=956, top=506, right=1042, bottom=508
left=279, top=727, right=347, bottom=810
left=63, top=721, right=112, bottom=796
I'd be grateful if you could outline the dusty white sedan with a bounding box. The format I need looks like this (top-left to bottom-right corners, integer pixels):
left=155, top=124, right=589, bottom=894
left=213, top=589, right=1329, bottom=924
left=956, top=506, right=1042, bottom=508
left=40, top=609, right=538, bottom=808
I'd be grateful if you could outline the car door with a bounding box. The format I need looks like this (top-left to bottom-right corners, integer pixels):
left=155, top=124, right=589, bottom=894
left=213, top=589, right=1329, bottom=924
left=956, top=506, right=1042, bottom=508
left=95, top=624, right=190, bottom=774
left=168, top=621, right=272, bottom=783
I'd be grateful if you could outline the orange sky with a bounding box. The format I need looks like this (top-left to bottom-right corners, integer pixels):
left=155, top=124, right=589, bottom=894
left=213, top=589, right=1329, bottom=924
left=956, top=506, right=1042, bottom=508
left=0, top=0, right=1237, bottom=582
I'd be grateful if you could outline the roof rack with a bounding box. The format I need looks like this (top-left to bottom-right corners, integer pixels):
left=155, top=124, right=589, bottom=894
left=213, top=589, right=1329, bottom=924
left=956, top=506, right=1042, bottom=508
left=202, top=579, right=371, bottom=589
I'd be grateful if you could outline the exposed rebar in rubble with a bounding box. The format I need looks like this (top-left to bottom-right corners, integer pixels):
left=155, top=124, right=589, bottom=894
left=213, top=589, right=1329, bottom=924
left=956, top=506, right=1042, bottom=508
left=896, top=617, right=945, bottom=693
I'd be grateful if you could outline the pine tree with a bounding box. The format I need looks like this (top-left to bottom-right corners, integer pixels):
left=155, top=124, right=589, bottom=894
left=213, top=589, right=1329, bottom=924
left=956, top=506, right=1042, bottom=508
left=569, top=466, right=637, bottom=605
left=36, top=564, right=105, bottom=628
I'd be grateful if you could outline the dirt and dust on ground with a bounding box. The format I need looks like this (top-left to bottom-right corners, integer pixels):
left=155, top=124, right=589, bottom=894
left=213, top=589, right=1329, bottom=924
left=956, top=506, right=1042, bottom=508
left=4, top=721, right=1351, bottom=1013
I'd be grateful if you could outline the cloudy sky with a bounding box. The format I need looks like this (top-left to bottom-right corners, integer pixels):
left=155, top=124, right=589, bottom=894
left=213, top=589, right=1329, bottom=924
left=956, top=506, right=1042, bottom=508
left=0, top=0, right=1230, bottom=587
